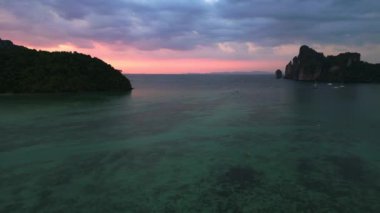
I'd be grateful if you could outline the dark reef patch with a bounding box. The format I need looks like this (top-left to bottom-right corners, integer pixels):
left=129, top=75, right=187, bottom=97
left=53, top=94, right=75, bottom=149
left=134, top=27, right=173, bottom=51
left=297, top=157, right=315, bottom=174
left=296, top=157, right=328, bottom=193
left=1, top=202, right=25, bottom=213
left=216, top=166, right=262, bottom=196
left=325, top=155, right=366, bottom=182
left=296, top=154, right=377, bottom=196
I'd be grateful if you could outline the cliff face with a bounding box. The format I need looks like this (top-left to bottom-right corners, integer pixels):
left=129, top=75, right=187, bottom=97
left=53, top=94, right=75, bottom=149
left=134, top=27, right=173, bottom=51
left=284, top=45, right=380, bottom=82
left=0, top=38, right=132, bottom=93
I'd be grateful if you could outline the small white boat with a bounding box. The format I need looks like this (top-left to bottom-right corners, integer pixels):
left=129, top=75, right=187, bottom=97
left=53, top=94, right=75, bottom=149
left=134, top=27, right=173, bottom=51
left=328, top=83, right=333, bottom=86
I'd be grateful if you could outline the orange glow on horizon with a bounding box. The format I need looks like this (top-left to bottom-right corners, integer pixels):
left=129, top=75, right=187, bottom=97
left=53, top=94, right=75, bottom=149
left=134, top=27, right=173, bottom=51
left=114, top=59, right=284, bottom=74
left=13, top=40, right=285, bottom=74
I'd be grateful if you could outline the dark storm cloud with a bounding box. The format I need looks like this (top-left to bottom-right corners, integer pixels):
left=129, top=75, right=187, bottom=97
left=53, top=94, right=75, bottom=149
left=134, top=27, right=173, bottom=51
left=1, top=0, right=379, bottom=50
left=216, top=0, right=380, bottom=45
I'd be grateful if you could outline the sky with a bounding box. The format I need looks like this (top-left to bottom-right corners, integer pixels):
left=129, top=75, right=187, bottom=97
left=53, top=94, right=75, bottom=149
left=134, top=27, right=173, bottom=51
left=1, top=0, right=380, bottom=74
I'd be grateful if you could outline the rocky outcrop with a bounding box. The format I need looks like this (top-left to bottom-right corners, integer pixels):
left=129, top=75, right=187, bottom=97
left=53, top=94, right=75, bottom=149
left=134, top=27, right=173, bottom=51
left=275, top=69, right=283, bottom=79
left=284, top=45, right=380, bottom=83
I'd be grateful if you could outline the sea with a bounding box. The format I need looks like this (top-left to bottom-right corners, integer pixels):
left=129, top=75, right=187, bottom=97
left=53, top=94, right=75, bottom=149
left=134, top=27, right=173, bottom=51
left=1, top=74, right=380, bottom=212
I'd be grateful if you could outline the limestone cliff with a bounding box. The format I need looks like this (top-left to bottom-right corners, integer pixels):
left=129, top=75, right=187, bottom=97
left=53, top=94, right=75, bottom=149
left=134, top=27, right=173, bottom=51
left=284, top=45, right=380, bottom=82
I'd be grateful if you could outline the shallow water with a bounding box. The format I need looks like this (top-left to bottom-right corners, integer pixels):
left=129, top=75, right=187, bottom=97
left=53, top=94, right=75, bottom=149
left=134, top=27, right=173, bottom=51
left=1, top=74, right=380, bottom=212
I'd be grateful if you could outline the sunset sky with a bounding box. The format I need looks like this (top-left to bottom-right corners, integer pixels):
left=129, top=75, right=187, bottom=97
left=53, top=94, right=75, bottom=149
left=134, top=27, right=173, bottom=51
left=1, top=0, right=380, bottom=74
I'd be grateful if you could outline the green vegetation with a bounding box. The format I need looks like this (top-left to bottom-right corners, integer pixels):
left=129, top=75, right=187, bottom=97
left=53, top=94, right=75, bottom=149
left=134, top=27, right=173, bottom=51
left=0, top=38, right=132, bottom=93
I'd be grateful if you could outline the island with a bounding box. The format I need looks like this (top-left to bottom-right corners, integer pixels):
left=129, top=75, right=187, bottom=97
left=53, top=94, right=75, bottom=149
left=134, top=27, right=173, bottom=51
left=0, top=38, right=132, bottom=93
left=275, top=69, right=283, bottom=79
left=282, top=45, right=380, bottom=83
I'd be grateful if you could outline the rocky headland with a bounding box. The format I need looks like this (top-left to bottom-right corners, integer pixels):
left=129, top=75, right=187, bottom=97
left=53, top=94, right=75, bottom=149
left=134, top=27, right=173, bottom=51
left=0, top=38, right=132, bottom=93
left=280, top=45, right=380, bottom=82
left=275, top=69, right=283, bottom=79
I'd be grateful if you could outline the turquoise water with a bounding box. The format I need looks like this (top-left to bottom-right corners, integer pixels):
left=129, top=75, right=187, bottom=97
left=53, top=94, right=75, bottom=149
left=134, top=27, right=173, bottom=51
left=1, top=74, right=380, bottom=212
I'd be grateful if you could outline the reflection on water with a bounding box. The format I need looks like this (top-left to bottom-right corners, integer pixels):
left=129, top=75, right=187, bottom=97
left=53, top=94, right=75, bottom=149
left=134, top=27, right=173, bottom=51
left=1, top=74, right=380, bottom=212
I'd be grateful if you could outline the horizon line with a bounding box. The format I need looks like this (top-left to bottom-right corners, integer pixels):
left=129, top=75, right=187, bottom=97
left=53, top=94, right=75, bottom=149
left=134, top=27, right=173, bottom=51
left=124, top=71, right=273, bottom=75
